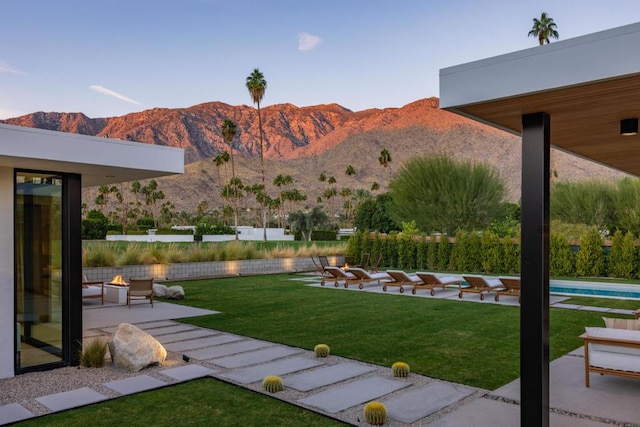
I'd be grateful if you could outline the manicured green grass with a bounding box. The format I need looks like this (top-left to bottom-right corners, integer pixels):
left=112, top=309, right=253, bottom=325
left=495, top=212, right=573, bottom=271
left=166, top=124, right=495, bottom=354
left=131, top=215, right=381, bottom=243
left=167, top=274, right=607, bottom=390
left=15, top=378, right=346, bottom=427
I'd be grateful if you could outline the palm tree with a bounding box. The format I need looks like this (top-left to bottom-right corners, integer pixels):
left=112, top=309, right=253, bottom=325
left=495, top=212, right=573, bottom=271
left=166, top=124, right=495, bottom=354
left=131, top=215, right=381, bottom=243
left=273, top=174, right=293, bottom=228
left=246, top=68, right=268, bottom=241
left=528, top=12, right=559, bottom=46
left=345, top=165, right=356, bottom=176
left=221, top=118, right=239, bottom=239
left=378, top=148, right=392, bottom=184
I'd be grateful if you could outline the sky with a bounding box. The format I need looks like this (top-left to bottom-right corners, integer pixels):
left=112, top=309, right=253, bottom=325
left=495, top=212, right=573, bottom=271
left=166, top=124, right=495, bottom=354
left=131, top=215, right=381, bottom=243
left=2, top=0, right=640, bottom=119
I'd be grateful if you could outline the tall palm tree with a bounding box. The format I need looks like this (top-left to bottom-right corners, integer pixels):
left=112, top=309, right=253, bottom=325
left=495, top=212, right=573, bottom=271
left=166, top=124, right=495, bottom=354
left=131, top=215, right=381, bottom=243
left=246, top=68, right=268, bottom=241
left=221, top=118, right=239, bottom=240
left=528, top=12, right=559, bottom=46
left=273, top=174, right=293, bottom=228
left=378, top=148, right=392, bottom=185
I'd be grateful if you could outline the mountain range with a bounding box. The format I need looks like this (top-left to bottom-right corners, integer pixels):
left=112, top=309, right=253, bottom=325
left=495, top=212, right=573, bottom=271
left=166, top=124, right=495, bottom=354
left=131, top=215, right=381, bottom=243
left=2, top=98, right=626, bottom=214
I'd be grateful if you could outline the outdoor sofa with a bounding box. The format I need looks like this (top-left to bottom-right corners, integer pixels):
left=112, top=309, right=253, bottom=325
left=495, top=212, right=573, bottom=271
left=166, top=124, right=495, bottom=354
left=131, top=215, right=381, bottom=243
left=581, top=325, right=640, bottom=387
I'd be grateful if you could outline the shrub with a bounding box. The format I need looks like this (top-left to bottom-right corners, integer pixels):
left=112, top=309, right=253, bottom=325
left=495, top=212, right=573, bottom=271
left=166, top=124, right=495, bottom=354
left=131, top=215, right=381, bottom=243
left=370, top=232, right=384, bottom=268
left=363, top=401, right=387, bottom=425
left=550, top=234, right=575, bottom=277
left=79, top=338, right=107, bottom=368
left=384, top=232, right=399, bottom=268
left=427, top=234, right=438, bottom=270
left=481, top=231, right=502, bottom=273
left=448, top=230, right=468, bottom=271
left=436, top=234, right=451, bottom=270
left=118, top=242, right=146, bottom=266
left=314, top=344, right=330, bottom=357
left=466, top=232, right=483, bottom=272
left=416, top=237, right=428, bottom=270
left=501, top=237, right=520, bottom=275
left=83, top=243, right=118, bottom=267
left=136, top=217, right=155, bottom=229
left=397, top=234, right=416, bottom=270
left=82, top=210, right=108, bottom=240
left=389, top=155, right=507, bottom=234
left=310, top=230, right=337, bottom=241
left=608, top=230, right=636, bottom=279
left=391, top=362, right=410, bottom=377
left=575, top=229, right=605, bottom=277
left=262, top=375, right=284, bottom=393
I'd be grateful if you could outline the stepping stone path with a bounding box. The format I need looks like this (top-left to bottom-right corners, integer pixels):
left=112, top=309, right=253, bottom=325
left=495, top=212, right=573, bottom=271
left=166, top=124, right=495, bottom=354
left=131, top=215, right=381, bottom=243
left=0, top=317, right=486, bottom=426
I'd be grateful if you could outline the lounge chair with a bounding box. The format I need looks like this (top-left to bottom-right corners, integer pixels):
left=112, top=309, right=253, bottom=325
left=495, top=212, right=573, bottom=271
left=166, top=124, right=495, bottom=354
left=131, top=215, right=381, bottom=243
left=383, top=270, right=423, bottom=293
left=344, top=267, right=390, bottom=289
left=82, top=274, right=104, bottom=305
left=460, top=276, right=505, bottom=300
left=495, top=277, right=521, bottom=303
left=321, top=266, right=357, bottom=288
left=413, top=273, right=462, bottom=296
left=319, top=255, right=331, bottom=270
left=366, top=254, right=383, bottom=273
left=127, top=278, right=154, bottom=308
left=311, top=256, right=329, bottom=275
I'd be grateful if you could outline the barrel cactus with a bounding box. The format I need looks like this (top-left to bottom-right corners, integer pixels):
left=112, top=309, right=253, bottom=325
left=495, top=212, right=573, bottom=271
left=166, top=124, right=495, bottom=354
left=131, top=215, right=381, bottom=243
left=314, top=344, right=330, bottom=357
left=391, top=361, right=410, bottom=377
left=262, top=375, right=284, bottom=393
left=363, top=401, right=387, bottom=425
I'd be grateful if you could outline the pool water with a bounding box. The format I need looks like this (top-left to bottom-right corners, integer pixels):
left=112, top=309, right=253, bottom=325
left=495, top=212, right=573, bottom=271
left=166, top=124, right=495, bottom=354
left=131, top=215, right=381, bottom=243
left=550, top=280, right=640, bottom=300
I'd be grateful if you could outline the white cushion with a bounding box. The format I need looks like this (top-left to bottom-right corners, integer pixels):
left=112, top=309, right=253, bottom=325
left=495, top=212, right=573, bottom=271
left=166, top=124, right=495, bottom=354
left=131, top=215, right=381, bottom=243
left=82, top=286, right=102, bottom=297
left=585, top=327, right=640, bottom=341
left=440, top=276, right=460, bottom=284
left=590, top=351, right=640, bottom=372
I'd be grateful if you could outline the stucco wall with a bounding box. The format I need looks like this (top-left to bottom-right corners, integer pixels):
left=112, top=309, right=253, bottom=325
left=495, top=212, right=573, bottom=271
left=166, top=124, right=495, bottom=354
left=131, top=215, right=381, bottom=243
left=0, top=167, right=14, bottom=378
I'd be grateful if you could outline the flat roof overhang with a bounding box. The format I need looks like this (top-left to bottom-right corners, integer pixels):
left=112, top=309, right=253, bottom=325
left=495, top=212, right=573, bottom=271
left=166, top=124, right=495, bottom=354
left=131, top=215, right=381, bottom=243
left=0, top=123, right=184, bottom=186
left=440, top=21, right=640, bottom=176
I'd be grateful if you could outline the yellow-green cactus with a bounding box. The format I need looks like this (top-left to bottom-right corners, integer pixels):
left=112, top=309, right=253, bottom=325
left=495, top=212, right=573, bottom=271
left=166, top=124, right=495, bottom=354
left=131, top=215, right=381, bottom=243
left=314, top=344, right=330, bottom=357
left=363, top=401, right=387, bottom=425
left=391, top=361, right=410, bottom=377
left=262, top=375, right=284, bottom=393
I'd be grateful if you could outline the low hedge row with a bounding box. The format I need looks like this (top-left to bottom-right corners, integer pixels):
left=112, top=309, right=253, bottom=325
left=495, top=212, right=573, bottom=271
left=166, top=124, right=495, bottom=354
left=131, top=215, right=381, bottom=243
left=346, top=229, right=640, bottom=279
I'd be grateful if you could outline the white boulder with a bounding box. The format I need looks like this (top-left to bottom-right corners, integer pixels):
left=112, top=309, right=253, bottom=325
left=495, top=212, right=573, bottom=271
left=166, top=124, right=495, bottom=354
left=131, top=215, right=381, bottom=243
left=108, top=323, right=166, bottom=372
left=166, top=285, right=185, bottom=299
left=153, top=283, right=168, bottom=297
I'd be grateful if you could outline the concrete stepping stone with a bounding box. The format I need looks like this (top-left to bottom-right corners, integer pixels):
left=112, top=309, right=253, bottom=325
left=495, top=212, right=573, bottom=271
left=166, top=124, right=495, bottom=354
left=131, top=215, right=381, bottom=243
left=284, top=362, right=377, bottom=392
left=222, top=356, right=323, bottom=384
left=143, top=324, right=198, bottom=336
left=0, top=403, right=34, bottom=424
left=155, top=328, right=219, bottom=344
left=384, top=382, right=476, bottom=423
left=209, top=346, right=302, bottom=369
left=103, top=374, right=168, bottom=395
left=182, top=339, right=272, bottom=360
left=298, top=377, right=408, bottom=413
left=164, top=334, right=243, bottom=353
left=159, top=364, right=217, bottom=381
left=36, top=387, right=108, bottom=412
left=134, top=320, right=180, bottom=329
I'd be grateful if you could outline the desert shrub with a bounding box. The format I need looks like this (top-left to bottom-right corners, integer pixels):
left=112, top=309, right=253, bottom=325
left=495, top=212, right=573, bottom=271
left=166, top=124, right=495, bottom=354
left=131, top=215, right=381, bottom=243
left=264, top=244, right=295, bottom=259
left=550, top=220, right=595, bottom=242
left=164, top=243, right=186, bottom=263
left=481, top=231, right=502, bottom=273
left=550, top=234, right=575, bottom=277
left=614, top=177, right=640, bottom=236
left=118, top=242, right=146, bottom=266
left=608, top=230, right=636, bottom=279
left=79, top=338, right=107, bottom=368
left=575, top=229, right=605, bottom=277
left=83, top=243, right=118, bottom=267
left=550, top=180, right=616, bottom=231
left=389, top=155, right=507, bottom=234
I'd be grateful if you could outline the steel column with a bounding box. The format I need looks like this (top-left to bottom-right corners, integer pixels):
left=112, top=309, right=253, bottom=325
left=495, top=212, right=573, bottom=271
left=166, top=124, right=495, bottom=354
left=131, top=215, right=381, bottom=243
left=520, top=112, right=550, bottom=427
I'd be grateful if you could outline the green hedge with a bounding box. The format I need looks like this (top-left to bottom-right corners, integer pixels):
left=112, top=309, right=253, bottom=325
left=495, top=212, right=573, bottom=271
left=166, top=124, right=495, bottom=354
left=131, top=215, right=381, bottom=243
left=346, top=230, right=640, bottom=278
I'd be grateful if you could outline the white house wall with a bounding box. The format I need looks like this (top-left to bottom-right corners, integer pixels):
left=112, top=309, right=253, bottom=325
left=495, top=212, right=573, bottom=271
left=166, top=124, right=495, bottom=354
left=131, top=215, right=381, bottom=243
left=0, top=167, right=14, bottom=378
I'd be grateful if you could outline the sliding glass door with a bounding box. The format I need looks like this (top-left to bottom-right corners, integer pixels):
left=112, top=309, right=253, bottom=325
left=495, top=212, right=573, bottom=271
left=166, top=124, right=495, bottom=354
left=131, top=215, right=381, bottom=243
left=15, top=171, right=64, bottom=370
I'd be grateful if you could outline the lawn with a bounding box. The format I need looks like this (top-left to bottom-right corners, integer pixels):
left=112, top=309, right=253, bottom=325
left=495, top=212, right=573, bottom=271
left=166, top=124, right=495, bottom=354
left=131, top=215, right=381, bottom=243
left=167, top=273, right=610, bottom=390
left=16, top=378, right=346, bottom=427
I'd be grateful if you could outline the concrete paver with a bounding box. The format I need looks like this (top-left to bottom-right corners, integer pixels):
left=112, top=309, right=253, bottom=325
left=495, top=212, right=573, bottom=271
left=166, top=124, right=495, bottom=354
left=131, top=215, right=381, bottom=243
left=182, top=338, right=271, bottom=360
left=284, top=362, right=376, bottom=392
left=103, top=374, right=168, bottom=395
left=155, top=328, right=219, bottom=344
left=159, top=365, right=217, bottom=381
left=164, top=334, right=243, bottom=353
left=222, top=356, right=323, bottom=384
left=0, top=403, right=34, bottom=425
left=384, top=382, right=477, bottom=424
left=298, top=376, right=409, bottom=413
left=35, top=387, right=109, bottom=412
left=209, top=345, right=303, bottom=369
left=136, top=324, right=198, bottom=336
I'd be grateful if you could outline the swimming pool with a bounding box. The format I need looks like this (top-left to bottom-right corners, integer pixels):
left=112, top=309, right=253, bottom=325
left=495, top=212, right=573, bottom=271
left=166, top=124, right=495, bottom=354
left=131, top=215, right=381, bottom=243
left=550, top=280, right=640, bottom=300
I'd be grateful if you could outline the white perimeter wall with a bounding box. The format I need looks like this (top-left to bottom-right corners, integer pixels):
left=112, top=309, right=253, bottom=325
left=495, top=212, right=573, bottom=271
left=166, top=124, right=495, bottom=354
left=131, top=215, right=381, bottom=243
left=0, top=167, right=14, bottom=378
